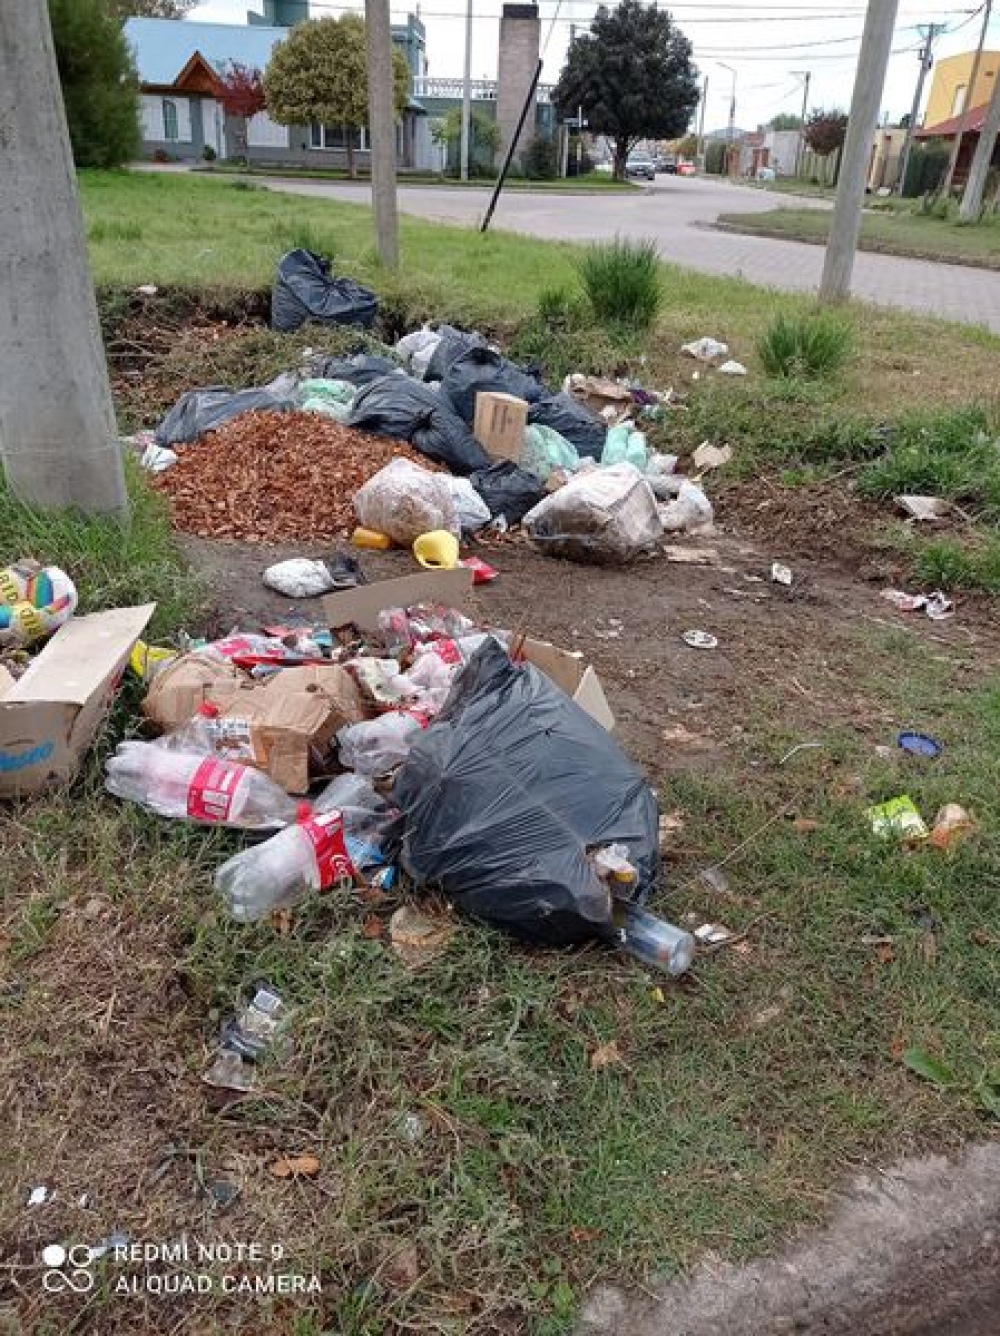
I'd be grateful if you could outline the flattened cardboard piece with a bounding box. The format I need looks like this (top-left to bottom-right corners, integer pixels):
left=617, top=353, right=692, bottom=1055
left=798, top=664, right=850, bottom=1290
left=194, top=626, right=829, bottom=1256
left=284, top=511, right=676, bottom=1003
left=142, top=654, right=244, bottom=731
left=516, top=636, right=615, bottom=732
left=473, top=391, right=529, bottom=463
left=0, top=603, right=155, bottom=798
left=323, top=568, right=474, bottom=634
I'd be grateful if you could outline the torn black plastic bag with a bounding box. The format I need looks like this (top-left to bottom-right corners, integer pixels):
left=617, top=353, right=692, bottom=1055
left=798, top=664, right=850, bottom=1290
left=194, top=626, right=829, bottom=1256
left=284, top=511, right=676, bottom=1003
left=310, top=353, right=400, bottom=386
left=441, top=347, right=549, bottom=425
left=468, top=460, right=543, bottom=524
left=528, top=393, right=607, bottom=460
left=423, top=326, right=487, bottom=382
left=271, top=249, right=378, bottom=333
left=347, top=375, right=491, bottom=475
left=154, top=375, right=297, bottom=447
left=394, top=639, right=659, bottom=945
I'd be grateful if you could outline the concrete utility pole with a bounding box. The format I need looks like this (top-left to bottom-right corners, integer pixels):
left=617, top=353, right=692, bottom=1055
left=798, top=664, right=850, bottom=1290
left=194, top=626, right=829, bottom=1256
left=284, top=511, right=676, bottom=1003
left=959, top=60, right=1000, bottom=217
left=719, top=62, right=737, bottom=173
left=0, top=0, right=128, bottom=516
left=365, top=0, right=399, bottom=267
left=460, top=0, right=473, bottom=180
left=696, top=74, right=709, bottom=170
left=942, top=0, right=993, bottom=195
left=897, top=23, right=942, bottom=195
left=793, top=69, right=811, bottom=176
left=819, top=0, right=900, bottom=303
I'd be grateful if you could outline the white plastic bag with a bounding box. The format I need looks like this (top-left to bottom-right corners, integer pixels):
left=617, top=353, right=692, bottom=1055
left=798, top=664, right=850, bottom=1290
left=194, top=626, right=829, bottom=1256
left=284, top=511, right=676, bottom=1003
left=337, top=713, right=423, bottom=776
left=523, top=463, right=663, bottom=564
left=396, top=327, right=443, bottom=380
left=354, top=458, right=459, bottom=546
left=442, top=476, right=492, bottom=531
left=658, top=479, right=714, bottom=533
left=262, top=559, right=335, bottom=598
left=681, top=337, right=729, bottom=362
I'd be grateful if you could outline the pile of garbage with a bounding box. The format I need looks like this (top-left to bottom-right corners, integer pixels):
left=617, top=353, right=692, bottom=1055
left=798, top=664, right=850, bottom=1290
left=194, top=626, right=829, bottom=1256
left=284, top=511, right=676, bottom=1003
left=97, top=569, right=693, bottom=975
left=141, top=252, right=727, bottom=565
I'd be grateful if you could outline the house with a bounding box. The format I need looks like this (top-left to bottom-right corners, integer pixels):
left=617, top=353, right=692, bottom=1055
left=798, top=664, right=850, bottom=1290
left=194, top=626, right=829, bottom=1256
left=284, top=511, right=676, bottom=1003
left=923, top=49, right=1000, bottom=129
left=915, top=102, right=1000, bottom=184
left=123, top=16, right=435, bottom=171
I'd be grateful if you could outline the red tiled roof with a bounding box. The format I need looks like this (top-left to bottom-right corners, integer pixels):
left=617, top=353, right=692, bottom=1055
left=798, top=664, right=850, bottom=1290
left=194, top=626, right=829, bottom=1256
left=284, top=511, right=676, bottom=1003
left=916, top=102, right=990, bottom=138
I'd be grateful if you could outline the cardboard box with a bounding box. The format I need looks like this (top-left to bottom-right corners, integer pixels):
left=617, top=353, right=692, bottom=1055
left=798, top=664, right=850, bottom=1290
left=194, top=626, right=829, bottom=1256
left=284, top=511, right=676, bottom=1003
left=473, top=391, right=529, bottom=463
left=0, top=603, right=155, bottom=798
left=220, top=663, right=371, bottom=794
left=323, top=570, right=615, bottom=730
left=142, top=653, right=244, bottom=731
left=564, top=374, right=632, bottom=424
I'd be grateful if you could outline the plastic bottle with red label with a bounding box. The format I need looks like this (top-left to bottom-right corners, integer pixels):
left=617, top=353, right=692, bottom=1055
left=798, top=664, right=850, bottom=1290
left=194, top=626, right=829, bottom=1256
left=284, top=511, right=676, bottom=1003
left=215, top=806, right=356, bottom=922
left=104, top=741, right=297, bottom=829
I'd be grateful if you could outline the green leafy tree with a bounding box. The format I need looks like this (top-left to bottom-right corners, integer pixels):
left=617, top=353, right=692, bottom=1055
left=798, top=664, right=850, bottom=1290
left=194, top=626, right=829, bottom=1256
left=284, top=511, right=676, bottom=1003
left=264, top=15, right=409, bottom=178
left=106, top=0, right=197, bottom=16
left=431, top=106, right=501, bottom=176
left=768, top=113, right=803, bottom=131
left=48, top=0, right=139, bottom=169
left=552, top=0, right=699, bottom=181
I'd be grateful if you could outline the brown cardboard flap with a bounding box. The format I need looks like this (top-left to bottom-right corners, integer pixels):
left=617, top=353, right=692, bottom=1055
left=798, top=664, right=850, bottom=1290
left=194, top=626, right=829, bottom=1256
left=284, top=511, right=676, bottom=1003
left=518, top=636, right=615, bottom=731
left=323, top=568, right=474, bottom=634
left=0, top=700, right=84, bottom=796
left=7, top=604, right=156, bottom=706
left=142, top=653, right=244, bottom=731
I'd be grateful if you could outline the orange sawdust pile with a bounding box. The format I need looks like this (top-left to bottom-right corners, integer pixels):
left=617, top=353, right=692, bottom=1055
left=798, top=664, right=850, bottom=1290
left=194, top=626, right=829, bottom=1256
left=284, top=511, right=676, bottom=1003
left=153, top=410, right=442, bottom=543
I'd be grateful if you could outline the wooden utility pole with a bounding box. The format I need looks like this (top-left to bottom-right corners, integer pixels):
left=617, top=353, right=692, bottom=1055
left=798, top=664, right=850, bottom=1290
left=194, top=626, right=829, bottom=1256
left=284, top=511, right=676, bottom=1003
left=897, top=23, right=943, bottom=195
left=959, top=61, right=1000, bottom=218
left=793, top=70, right=811, bottom=176
left=696, top=75, right=709, bottom=170
left=0, top=0, right=128, bottom=516
left=819, top=0, right=900, bottom=303
left=460, top=0, right=473, bottom=180
left=942, top=0, right=993, bottom=196
left=365, top=0, right=399, bottom=268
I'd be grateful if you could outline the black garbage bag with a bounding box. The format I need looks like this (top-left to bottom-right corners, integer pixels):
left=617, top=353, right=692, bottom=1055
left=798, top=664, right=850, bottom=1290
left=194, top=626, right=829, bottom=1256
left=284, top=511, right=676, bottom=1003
left=394, top=639, right=659, bottom=945
left=468, top=460, right=543, bottom=524
left=154, top=376, right=297, bottom=447
left=528, top=393, right=607, bottom=460
left=311, top=353, right=400, bottom=386
left=424, top=326, right=487, bottom=382
left=271, top=249, right=378, bottom=333
left=440, top=346, right=549, bottom=425
left=347, top=375, right=490, bottom=475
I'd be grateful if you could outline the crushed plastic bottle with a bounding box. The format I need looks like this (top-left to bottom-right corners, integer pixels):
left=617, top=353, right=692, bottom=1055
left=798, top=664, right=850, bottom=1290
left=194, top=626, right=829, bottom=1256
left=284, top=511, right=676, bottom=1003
left=612, top=899, right=696, bottom=977
left=105, top=742, right=297, bottom=829
left=313, top=772, right=401, bottom=871
left=216, top=807, right=356, bottom=922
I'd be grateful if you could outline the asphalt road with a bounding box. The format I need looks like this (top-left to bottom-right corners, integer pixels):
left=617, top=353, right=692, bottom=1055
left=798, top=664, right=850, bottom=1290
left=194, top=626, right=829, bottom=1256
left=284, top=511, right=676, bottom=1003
left=248, top=172, right=1000, bottom=332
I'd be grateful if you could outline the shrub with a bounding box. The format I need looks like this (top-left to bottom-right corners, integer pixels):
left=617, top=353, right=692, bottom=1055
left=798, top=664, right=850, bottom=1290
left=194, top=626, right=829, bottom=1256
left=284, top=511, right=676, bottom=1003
left=521, top=136, right=559, bottom=180
left=577, top=237, right=662, bottom=331
left=756, top=311, right=852, bottom=380
left=706, top=141, right=726, bottom=175
left=202, top=145, right=217, bottom=163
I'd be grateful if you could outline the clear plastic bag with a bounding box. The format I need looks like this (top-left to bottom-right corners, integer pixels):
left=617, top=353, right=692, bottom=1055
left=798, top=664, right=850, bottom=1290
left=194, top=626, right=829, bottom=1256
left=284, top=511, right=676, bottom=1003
left=522, top=425, right=580, bottom=482
left=354, top=458, right=459, bottom=546
left=337, top=712, right=423, bottom=777
left=658, top=479, right=714, bottom=533
left=523, top=463, right=663, bottom=565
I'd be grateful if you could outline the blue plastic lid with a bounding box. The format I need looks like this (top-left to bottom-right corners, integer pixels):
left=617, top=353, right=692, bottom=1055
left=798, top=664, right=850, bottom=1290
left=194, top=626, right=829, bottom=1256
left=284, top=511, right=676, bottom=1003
left=897, top=731, right=942, bottom=758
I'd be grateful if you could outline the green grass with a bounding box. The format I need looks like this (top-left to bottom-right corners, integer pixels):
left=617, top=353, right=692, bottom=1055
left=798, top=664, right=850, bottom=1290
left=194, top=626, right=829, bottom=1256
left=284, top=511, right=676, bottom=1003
left=194, top=162, right=637, bottom=191
left=717, top=203, right=1000, bottom=269
left=757, top=310, right=853, bottom=380
left=577, top=237, right=663, bottom=332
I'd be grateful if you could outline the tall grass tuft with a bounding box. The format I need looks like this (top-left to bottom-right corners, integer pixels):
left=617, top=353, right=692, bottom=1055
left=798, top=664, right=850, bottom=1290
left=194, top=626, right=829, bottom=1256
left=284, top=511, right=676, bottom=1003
left=757, top=311, right=853, bottom=380
left=577, top=237, right=662, bottom=331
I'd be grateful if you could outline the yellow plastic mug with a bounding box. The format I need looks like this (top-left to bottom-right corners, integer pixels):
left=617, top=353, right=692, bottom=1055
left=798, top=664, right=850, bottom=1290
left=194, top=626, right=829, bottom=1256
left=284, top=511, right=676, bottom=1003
left=412, top=530, right=460, bottom=570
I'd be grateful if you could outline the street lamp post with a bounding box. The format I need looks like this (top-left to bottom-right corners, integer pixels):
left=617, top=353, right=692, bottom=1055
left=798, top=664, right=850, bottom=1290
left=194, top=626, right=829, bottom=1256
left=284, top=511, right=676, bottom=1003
left=718, top=62, right=737, bottom=175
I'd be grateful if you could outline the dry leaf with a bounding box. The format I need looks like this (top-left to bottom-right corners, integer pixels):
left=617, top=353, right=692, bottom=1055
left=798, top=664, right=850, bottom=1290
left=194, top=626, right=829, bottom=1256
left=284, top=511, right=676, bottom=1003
left=589, top=1041, right=622, bottom=1070
left=661, top=724, right=711, bottom=748
left=268, top=1154, right=320, bottom=1179
left=569, top=1226, right=600, bottom=1244
left=876, top=942, right=895, bottom=964
left=791, top=818, right=821, bottom=833
left=890, top=1038, right=905, bottom=1060
left=390, top=905, right=455, bottom=965
left=361, top=914, right=384, bottom=940
left=382, top=1242, right=421, bottom=1290
left=269, top=907, right=294, bottom=936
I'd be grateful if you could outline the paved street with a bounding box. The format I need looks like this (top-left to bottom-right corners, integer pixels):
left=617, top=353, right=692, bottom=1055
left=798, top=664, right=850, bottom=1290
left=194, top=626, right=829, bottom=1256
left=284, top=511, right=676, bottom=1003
left=248, top=172, right=1000, bottom=332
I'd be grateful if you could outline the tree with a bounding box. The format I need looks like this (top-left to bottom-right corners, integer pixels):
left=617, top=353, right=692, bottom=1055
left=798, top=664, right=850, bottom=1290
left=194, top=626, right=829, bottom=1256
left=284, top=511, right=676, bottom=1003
left=264, top=15, right=409, bottom=179
left=552, top=0, right=699, bottom=180
left=48, top=0, right=139, bottom=169
left=217, top=62, right=266, bottom=162
left=768, top=113, right=803, bottom=131
left=106, top=0, right=198, bottom=16
left=432, top=106, right=500, bottom=176
left=803, top=108, right=848, bottom=158
left=676, top=133, right=698, bottom=158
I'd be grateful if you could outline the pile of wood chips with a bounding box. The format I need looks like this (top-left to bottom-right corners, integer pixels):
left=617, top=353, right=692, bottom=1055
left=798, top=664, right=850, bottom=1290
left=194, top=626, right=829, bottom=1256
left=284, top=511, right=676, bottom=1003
left=153, top=410, right=441, bottom=543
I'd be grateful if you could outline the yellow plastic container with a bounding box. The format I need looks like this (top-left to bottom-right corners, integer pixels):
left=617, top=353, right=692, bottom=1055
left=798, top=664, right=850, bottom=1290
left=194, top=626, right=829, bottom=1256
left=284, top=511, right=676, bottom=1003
left=352, top=526, right=392, bottom=550
left=412, top=530, right=460, bottom=570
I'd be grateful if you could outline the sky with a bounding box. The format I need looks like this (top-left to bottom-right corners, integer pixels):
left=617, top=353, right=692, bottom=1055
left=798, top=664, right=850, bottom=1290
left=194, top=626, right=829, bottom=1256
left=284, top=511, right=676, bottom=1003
left=189, top=0, right=1000, bottom=133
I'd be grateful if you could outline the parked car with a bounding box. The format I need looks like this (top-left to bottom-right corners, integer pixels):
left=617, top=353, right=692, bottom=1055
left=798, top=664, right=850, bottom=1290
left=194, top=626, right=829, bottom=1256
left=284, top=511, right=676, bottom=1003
left=656, top=155, right=678, bottom=174
left=626, top=155, right=655, bottom=181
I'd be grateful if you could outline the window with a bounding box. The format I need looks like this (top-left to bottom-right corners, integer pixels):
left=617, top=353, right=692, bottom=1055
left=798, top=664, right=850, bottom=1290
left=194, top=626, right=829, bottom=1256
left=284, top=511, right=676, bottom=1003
left=309, top=124, right=367, bottom=150
left=162, top=98, right=179, bottom=141
left=951, top=84, right=967, bottom=117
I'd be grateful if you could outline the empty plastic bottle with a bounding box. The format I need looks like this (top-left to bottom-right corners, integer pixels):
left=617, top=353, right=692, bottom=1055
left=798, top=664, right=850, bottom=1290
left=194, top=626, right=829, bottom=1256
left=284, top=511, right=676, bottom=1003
left=612, top=899, right=696, bottom=977
left=105, top=741, right=297, bottom=829
left=216, top=808, right=355, bottom=923
left=313, top=772, right=401, bottom=871
left=157, top=701, right=220, bottom=753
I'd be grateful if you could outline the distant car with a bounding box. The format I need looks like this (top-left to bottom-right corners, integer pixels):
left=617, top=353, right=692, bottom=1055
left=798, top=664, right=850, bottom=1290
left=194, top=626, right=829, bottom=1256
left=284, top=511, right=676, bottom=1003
left=677, top=161, right=696, bottom=176
left=656, top=155, right=678, bottom=174
left=626, top=155, right=655, bottom=181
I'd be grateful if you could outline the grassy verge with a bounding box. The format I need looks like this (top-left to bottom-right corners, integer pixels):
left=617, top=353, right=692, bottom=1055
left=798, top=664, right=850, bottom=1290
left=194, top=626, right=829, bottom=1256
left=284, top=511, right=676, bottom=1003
left=716, top=204, right=1000, bottom=269
left=192, top=163, right=636, bottom=192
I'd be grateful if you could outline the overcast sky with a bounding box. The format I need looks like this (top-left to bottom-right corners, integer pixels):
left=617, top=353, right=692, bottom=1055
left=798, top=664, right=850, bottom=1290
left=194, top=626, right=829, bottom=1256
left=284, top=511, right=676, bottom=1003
left=190, top=0, right=998, bottom=132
